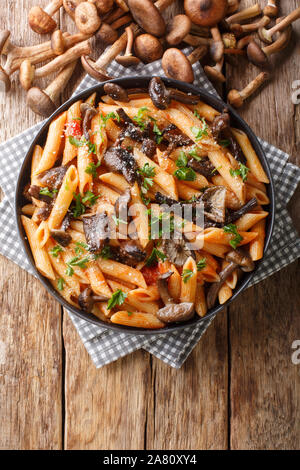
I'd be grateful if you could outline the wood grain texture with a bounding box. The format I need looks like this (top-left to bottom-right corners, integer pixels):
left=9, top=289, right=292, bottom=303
left=226, top=0, right=300, bottom=450
left=0, top=0, right=63, bottom=450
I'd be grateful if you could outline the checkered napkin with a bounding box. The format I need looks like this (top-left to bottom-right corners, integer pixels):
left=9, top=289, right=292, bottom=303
left=0, top=57, right=299, bottom=369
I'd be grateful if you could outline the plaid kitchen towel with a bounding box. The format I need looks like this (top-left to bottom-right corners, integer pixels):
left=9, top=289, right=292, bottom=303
left=0, top=57, right=299, bottom=369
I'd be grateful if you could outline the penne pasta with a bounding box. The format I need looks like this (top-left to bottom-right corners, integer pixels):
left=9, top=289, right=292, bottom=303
left=36, top=111, right=67, bottom=174
left=249, top=219, right=266, bottom=261
left=180, top=256, right=197, bottom=303
left=62, top=100, right=82, bottom=165
left=111, top=311, right=165, bottom=329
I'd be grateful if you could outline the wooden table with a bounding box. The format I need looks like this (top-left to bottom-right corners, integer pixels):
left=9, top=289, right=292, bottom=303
left=0, top=0, right=299, bottom=450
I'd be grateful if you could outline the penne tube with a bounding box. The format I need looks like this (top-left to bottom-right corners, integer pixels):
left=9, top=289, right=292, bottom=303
left=231, top=128, right=269, bottom=184
left=86, top=261, right=112, bottom=297
left=61, top=249, right=90, bottom=283
left=222, top=260, right=238, bottom=289
left=21, top=216, right=55, bottom=280
left=130, top=182, right=149, bottom=248
left=35, top=220, right=50, bottom=248
left=77, top=141, right=93, bottom=194
left=85, top=92, right=97, bottom=106
left=91, top=113, right=107, bottom=161
left=99, top=172, right=130, bottom=192
left=168, top=264, right=181, bottom=301
left=202, top=241, right=231, bottom=258
left=235, top=211, right=268, bottom=231
left=111, top=311, right=165, bottom=329
left=195, top=283, right=207, bottom=317
left=97, top=183, right=120, bottom=204
left=249, top=219, right=266, bottom=261
left=31, top=145, right=43, bottom=185
left=246, top=184, right=270, bottom=205
left=47, top=165, right=79, bottom=230
left=128, top=285, right=160, bottom=302
left=48, top=242, right=81, bottom=296
left=97, top=258, right=147, bottom=288
left=62, top=100, right=82, bottom=165
left=21, top=204, right=35, bottom=216
left=36, top=111, right=67, bottom=174
left=177, top=182, right=202, bottom=200
left=69, top=220, right=84, bottom=233
left=126, top=291, right=159, bottom=314
left=180, top=256, right=197, bottom=303
left=103, top=117, right=121, bottom=141
left=211, top=174, right=242, bottom=210
left=189, top=101, right=220, bottom=122
left=218, top=284, right=232, bottom=304
left=201, top=227, right=258, bottom=246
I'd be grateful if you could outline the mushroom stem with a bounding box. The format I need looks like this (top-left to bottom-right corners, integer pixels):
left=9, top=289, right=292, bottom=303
left=187, top=45, right=208, bottom=64
left=45, top=0, right=63, bottom=15
left=230, top=15, right=271, bottom=36
left=115, top=26, right=141, bottom=66
left=110, top=14, right=132, bottom=30
left=26, top=60, right=77, bottom=117
left=247, top=24, right=292, bottom=67
left=210, top=25, right=224, bottom=62
left=263, top=0, right=279, bottom=18
left=259, top=6, right=300, bottom=43
left=227, top=72, right=270, bottom=108
left=237, top=35, right=254, bottom=49
left=204, top=57, right=225, bottom=83
left=183, top=34, right=212, bottom=47
left=28, top=1, right=63, bottom=34
left=226, top=3, right=262, bottom=25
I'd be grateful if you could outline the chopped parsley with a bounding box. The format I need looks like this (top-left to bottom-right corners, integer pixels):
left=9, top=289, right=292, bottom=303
left=85, top=161, right=101, bottom=178
left=153, top=122, right=163, bottom=144
left=57, top=277, right=65, bottom=291
left=71, top=193, right=86, bottom=218
left=188, top=146, right=202, bottom=161
left=67, top=256, right=90, bottom=269
left=99, top=245, right=112, bottom=259
left=50, top=245, right=63, bottom=257
left=176, top=150, right=188, bottom=168
left=75, top=241, right=88, bottom=255
left=223, top=224, right=243, bottom=249
left=145, top=248, right=166, bottom=267
left=191, top=118, right=208, bottom=141
left=68, top=136, right=96, bottom=155
left=112, top=215, right=128, bottom=226
left=174, top=151, right=196, bottom=181
left=65, top=265, right=74, bottom=276
left=82, top=190, right=99, bottom=206
left=101, top=111, right=120, bottom=124
left=230, top=163, right=250, bottom=182
left=39, top=187, right=58, bottom=198
left=193, top=109, right=202, bottom=119
left=149, top=211, right=177, bottom=239
left=138, top=163, right=156, bottom=203
left=211, top=165, right=222, bottom=175
left=133, top=107, right=150, bottom=130
left=182, top=269, right=194, bottom=283
left=107, top=289, right=127, bottom=310
left=196, top=258, right=207, bottom=271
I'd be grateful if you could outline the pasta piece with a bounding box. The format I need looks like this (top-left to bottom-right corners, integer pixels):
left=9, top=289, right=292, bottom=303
left=218, top=284, right=232, bottom=304
left=168, top=264, right=181, bottom=301
left=21, top=204, right=35, bottom=216
left=111, top=311, right=165, bottom=329
left=48, top=165, right=79, bottom=230
left=130, top=182, right=149, bottom=248
left=180, top=256, right=197, bottom=303
left=61, top=249, right=89, bottom=283
left=35, top=220, right=50, bottom=248
left=91, top=112, right=108, bottom=161
left=246, top=184, right=270, bottom=205
left=48, top=242, right=81, bottom=296
left=21, top=216, right=55, bottom=280
left=196, top=252, right=220, bottom=283
left=231, top=128, right=269, bottom=183
left=128, top=285, right=160, bottom=302
left=235, top=211, right=268, bottom=231
left=202, top=241, right=231, bottom=258
left=97, top=258, right=147, bottom=288
left=31, top=145, right=43, bottom=185
left=177, top=182, right=202, bottom=201
left=126, top=291, right=159, bottom=314
left=85, top=92, right=96, bottom=106
left=99, top=173, right=130, bottom=192
left=208, top=150, right=246, bottom=203
left=69, top=220, right=84, bottom=233
left=202, top=227, right=258, bottom=246
left=189, top=101, right=220, bottom=122
left=107, top=279, right=136, bottom=294
left=86, top=262, right=112, bottom=297
left=195, top=283, right=207, bottom=317
left=77, top=141, right=93, bottom=194
left=97, top=183, right=120, bottom=204
left=62, top=100, right=82, bottom=165
left=249, top=219, right=266, bottom=261
left=36, top=111, right=67, bottom=174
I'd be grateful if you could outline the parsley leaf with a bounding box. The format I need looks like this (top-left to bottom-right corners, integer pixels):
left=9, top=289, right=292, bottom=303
left=138, top=163, right=156, bottom=200
left=71, top=193, right=86, bottom=218
left=112, top=215, right=128, bottom=226
left=75, top=241, right=88, bottom=255
left=176, top=151, right=188, bottom=168
left=223, top=224, right=243, bottom=249
left=107, top=289, right=127, bottom=310
left=57, top=277, right=65, bottom=291
left=153, top=122, right=163, bottom=144
left=65, top=265, right=74, bottom=276
left=50, top=245, right=63, bottom=257
left=99, top=245, right=112, bottom=259
left=145, top=248, right=166, bottom=267
left=68, top=256, right=90, bottom=269
left=182, top=269, right=194, bottom=283
left=138, top=163, right=156, bottom=178
left=174, top=167, right=196, bottom=181
left=230, top=163, right=250, bottom=182
left=219, top=139, right=230, bottom=147
left=39, top=187, right=58, bottom=198
left=82, top=190, right=99, bottom=206
left=101, top=111, right=120, bottom=125
left=191, top=118, right=208, bottom=141
left=196, top=258, right=207, bottom=271
left=133, top=107, right=150, bottom=130
left=68, top=136, right=95, bottom=155
left=85, top=161, right=101, bottom=178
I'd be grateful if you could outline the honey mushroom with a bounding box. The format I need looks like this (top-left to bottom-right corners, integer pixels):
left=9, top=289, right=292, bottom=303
left=227, top=71, right=270, bottom=108
left=226, top=3, right=262, bottom=25
left=230, top=15, right=271, bottom=36
left=75, top=1, right=101, bottom=34
left=263, top=0, right=279, bottom=18
left=134, top=34, right=163, bottom=63
left=258, top=6, right=300, bottom=44
left=87, top=0, right=114, bottom=15
left=184, top=0, right=228, bottom=27
left=28, top=0, right=63, bottom=34
left=26, top=61, right=77, bottom=116
left=115, top=26, right=140, bottom=67
left=162, top=45, right=208, bottom=83
left=165, top=14, right=191, bottom=45
left=227, top=0, right=241, bottom=15
left=63, top=0, right=84, bottom=19
left=127, top=0, right=166, bottom=37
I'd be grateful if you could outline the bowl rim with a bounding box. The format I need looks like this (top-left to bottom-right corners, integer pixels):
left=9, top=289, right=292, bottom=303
left=15, top=76, right=276, bottom=335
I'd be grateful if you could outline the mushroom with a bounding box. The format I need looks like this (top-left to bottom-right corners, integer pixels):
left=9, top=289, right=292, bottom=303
left=259, top=7, right=300, bottom=44
left=80, top=102, right=97, bottom=140
left=27, top=185, right=55, bottom=204
left=148, top=76, right=200, bottom=110
left=50, top=229, right=72, bottom=247
left=63, top=0, right=84, bottom=19
left=20, top=40, right=91, bottom=89
left=78, top=287, right=109, bottom=312
left=201, top=186, right=227, bottom=224
left=127, top=0, right=166, bottom=37
left=103, top=82, right=129, bottom=102
left=230, top=15, right=271, bottom=36
left=87, top=0, right=114, bottom=15
left=115, top=26, right=140, bottom=67
left=226, top=3, right=262, bottom=25
left=156, top=302, right=194, bottom=324
left=204, top=57, right=225, bottom=83
left=237, top=35, right=254, bottom=50
left=247, top=26, right=292, bottom=68
left=83, top=212, right=110, bottom=253
left=110, top=14, right=133, bottom=30
left=75, top=1, right=101, bottom=34
left=0, top=65, right=11, bottom=92
left=222, top=32, right=237, bottom=49
left=134, top=34, right=163, bottom=63
left=38, top=166, right=68, bottom=190
left=227, top=72, right=270, bottom=108
left=162, top=45, right=208, bottom=83
left=263, top=0, right=278, bottom=18
left=225, top=247, right=255, bottom=272
left=26, top=61, right=77, bottom=117
left=184, top=0, right=228, bottom=27
left=115, top=240, right=146, bottom=266
left=166, top=14, right=191, bottom=45
left=227, top=0, right=240, bottom=15
left=95, top=23, right=118, bottom=46
left=211, top=110, right=230, bottom=139
left=206, top=261, right=238, bottom=309
left=187, top=156, right=215, bottom=179
left=19, top=59, right=35, bottom=91
left=51, top=29, right=66, bottom=56
left=157, top=271, right=176, bottom=306
left=141, top=139, right=156, bottom=158
left=160, top=231, right=194, bottom=267
left=226, top=197, right=258, bottom=224
left=103, top=146, right=139, bottom=184
left=28, top=0, right=63, bottom=34
left=209, top=25, right=224, bottom=63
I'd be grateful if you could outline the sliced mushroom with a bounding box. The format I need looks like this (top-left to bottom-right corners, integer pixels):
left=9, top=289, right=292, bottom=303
left=156, top=302, right=194, bottom=324
left=155, top=192, right=178, bottom=206
left=80, top=102, right=97, bottom=140
left=207, top=261, right=238, bottom=309
left=103, top=82, right=129, bottom=102
left=50, top=229, right=72, bottom=247
left=27, top=185, right=54, bottom=204
left=201, top=186, right=227, bottom=224
left=83, top=212, right=110, bottom=253
left=78, top=287, right=109, bottom=312
left=211, top=110, right=230, bottom=139
left=116, top=240, right=146, bottom=267
left=160, top=231, right=194, bottom=267
left=38, top=166, right=67, bottom=190
left=187, top=156, right=215, bottom=179
left=157, top=271, right=175, bottom=306
left=36, top=204, right=52, bottom=222
left=114, top=188, right=131, bottom=220
left=141, top=138, right=156, bottom=158
left=148, top=76, right=199, bottom=110
left=226, top=248, right=255, bottom=272
left=226, top=197, right=258, bottom=224
left=103, top=146, right=139, bottom=184
left=211, top=112, right=246, bottom=164
left=127, top=0, right=166, bottom=37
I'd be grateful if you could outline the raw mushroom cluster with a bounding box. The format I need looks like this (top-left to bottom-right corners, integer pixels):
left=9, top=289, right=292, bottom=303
left=1, top=0, right=300, bottom=115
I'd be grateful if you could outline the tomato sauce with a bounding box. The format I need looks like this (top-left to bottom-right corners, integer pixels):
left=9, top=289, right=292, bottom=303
left=65, top=120, right=82, bottom=138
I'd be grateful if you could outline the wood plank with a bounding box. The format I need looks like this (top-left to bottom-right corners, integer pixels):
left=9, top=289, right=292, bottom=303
left=0, top=0, right=63, bottom=449
left=226, top=0, right=300, bottom=450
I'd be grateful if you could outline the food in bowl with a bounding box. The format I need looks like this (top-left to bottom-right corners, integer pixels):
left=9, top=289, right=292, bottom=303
left=21, top=77, right=270, bottom=329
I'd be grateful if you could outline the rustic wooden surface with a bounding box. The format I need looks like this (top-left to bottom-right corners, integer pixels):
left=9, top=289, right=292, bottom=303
left=0, top=0, right=299, bottom=450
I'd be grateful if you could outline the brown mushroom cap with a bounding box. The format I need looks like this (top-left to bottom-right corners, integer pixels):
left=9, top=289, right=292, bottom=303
left=127, top=0, right=166, bottom=37
left=156, top=302, right=195, bottom=324
left=19, top=59, right=35, bottom=91
left=26, top=87, right=57, bottom=117
left=75, top=1, right=101, bottom=35
left=247, top=41, right=268, bottom=67
left=157, top=271, right=176, bottom=306
left=134, top=34, right=163, bottom=63
left=225, top=248, right=255, bottom=272
left=184, top=0, right=228, bottom=27
left=81, top=55, right=112, bottom=81
left=207, top=261, right=238, bottom=309
left=166, top=14, right=192, bottom=45
left=28, top=6, right=57, bottom=34
left=51, top=29, right=66, bottom=55
left=227, top=89, right=243, bottom=108
left=104, top=82, right=129, bottom=102
left=115, top=54, right=140, bottom=67
left=204, top=64, right=226, bottom=83
left=162, top=48, right=194, bottom=83
left=63, top=0, right=84, bottom=19
left=88, top=0, right=114, bottom=15
left=96, top=23, right=118, bottom=45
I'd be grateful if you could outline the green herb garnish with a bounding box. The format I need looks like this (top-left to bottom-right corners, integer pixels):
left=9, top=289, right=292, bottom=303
left=57, top=277, right=65, bottom=291
left=50, top=245, right=63, bottom=257
left=85, top=161, right=101, bottom=178
left=82, top=190, right=99, bottom=206
left=39, top=187, right=58, bottom=198
left=174, top=167, right=196, bottom=181
left=219, top=139, right=230, bottom=148
left=191, top=118, right=208, bottom=141
left=223, top=224, right=243, bottom=249
left=68, top=136, right=96, bottom=155
left=145, top=248, right=166, bottom=267
left=196, top=258, right=207, bottom=271
left=99, top=245, right=112, bottom=259
left=182, top=269, right=194, bottom=283
left=71, top=192, right=86, bottom=218
left=107, top=289, right=127, bottom=310
left=230, top=163, right=250, bottom=182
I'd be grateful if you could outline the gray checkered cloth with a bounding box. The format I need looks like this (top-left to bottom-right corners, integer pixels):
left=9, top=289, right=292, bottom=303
left=0, top=58, right=299, bottom=368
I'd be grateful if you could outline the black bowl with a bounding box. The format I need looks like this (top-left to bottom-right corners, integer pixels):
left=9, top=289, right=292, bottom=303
left=15, top=76, right=275, bottom=335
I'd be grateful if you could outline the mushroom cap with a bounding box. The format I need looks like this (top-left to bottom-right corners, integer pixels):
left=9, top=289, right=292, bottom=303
left=160, top=232, right=194, bottom=267
left=103, top=82, right=129, bottom=102
left=210, top=39, right=224, bottom=62
left=0, top=65, right=11, bottom=92
left=50, top=229, right=72, bottom=247
left=204, top=64, right=226, bottom=83
left=134, top=34, right=163, bottom=63
left=81, top=55, right=112, bottom=81
left=115, top=54, right=141, bottom=67
left=184, top=0, right=228, bottom=27
left=26, top=87, right=56, bottom=117
left=51, top=29, right=66, bottom=55
left=227, top=89, right=243, bottom=108
left=89, top=0, right=114, bottom=15
left=96, top=23, right=118, bottom=45
left=162, top=48, right=194, bottom=83
left=148, top=76, right=171, bottom=110
left=166, top=14, right=192, bottom=45
left=263, top=4, right=278, bottom=18
left=258, top=26, right=273, bottom=44
left=225, top=248, right=255, bottom=272
left=157, top=271, right=176, bottom=306
left=19, top=59, right=35, bottom=91
left=75, top=1, right=101, bottom=35
left=247, top=41, right=268, bottom=67
left=206, top=261, right=238, bottom=309
left=63, top=0, right=84, bottom=20
left=0, top=30, right=10, bottom=54
left=156, top=302, right=194, bottom=324
left=28, top=6, right=57, bottom=34
left=127, top=0, right=166, bottom=37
